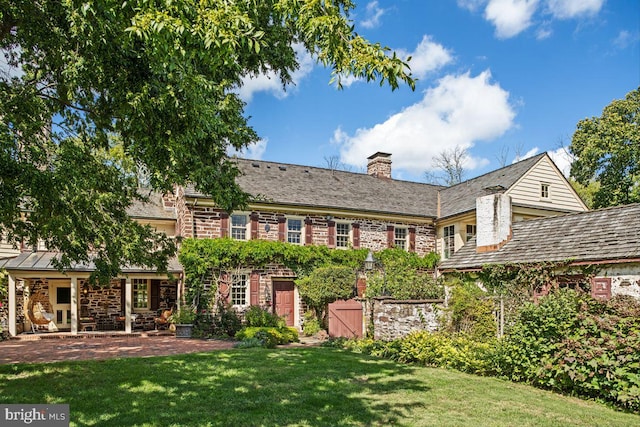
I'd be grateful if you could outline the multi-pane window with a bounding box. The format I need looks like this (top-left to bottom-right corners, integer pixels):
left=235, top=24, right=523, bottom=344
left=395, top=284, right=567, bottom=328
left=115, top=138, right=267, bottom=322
left=466, top=224, right=477, bottom=242
left=230, top=274, right=248, bottom=306
left=540, top=183, right=550, bottom=199
left=231, top=214, right=248, bottom=240
left=394, top=227, right=408, bottom=250
left=287, top=219, right=303, bottom=244
left=336, top=223, right=350, bottom=248
left=133, top=279, right=149, bottom=309
left=443, top=225, right=455, bottom=259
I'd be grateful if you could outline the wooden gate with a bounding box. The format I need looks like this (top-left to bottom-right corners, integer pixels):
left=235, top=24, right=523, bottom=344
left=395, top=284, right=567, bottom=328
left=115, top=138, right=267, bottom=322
left=328, top=299, right=363, bottom=338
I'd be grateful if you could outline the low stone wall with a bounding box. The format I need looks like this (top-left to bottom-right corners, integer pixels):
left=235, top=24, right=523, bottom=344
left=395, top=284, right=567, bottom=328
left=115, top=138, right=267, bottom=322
left=368, top=297, right=445, bottom=341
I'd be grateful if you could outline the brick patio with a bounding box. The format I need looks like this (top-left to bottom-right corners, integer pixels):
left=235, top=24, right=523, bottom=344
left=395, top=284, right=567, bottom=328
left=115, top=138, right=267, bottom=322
left=0, top=332, right=237, bottom=364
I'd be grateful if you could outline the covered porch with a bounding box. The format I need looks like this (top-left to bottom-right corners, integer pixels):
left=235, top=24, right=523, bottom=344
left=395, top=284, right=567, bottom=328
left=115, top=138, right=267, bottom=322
left=1, top=251, right=182, bottom=337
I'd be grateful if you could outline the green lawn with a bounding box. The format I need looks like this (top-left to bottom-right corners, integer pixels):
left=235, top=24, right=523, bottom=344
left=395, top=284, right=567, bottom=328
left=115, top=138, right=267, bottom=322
left=0, top=347, right=637, bottom=426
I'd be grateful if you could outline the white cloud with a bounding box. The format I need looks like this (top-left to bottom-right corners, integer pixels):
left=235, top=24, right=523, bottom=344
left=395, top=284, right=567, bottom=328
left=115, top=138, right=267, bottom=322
left=546, top=0, right=604, bottom=19
left=484, top=0, right=540, bottom=39
left=457, top=0, right=488, bottom=12
left=535, top=21, right=553, bottom=39
left=227, top=138, right=268, bottom=160
left=360, top=1, right=386, bottom=29
left=548, top=147, right=573, bottom=176
left=462, top=0, right=605, bottom=39
left=336, top=35, right=453, bottom=88
left=236, top=44, right=315, bottom=103
left=335, top=70, right=515, bottom=175
left=612, top=30, right=640, bottom=50
left=396, top=36, right=453, bottom=79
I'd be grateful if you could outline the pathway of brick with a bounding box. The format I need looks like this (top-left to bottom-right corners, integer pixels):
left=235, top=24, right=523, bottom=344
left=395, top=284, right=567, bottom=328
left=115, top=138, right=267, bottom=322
left=0, top=333, right=237, bottom=365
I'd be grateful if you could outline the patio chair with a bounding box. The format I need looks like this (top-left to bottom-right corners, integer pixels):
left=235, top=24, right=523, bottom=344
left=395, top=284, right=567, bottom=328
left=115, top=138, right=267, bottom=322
left=26, top=291, right=55, bottom=333
left=154, top=307, right=174, bottom=330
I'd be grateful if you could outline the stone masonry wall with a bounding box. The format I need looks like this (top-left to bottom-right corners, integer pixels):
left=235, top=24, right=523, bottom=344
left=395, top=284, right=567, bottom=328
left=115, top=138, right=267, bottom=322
left=183, top=206, right=437, bottom=256
left=369, top=298, right=445, bottom=341
left=597, top=263, right=640, bottom=300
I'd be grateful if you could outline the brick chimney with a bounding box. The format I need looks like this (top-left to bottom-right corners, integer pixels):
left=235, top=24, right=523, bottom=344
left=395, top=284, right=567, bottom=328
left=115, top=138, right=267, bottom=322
left=367, top=152, right=392, bottom=179
left=476, top=193, right=512, bottom=253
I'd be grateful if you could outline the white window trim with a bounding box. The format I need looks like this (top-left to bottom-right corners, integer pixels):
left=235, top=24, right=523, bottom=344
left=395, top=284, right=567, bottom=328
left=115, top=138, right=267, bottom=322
left=286, top=217, right=304, bottom=245
left=230, top=273, right=249, bottom=307
left=465, top=224, right=477, bottom=243
left=230, top=213, right=250, bottom=241
left=540, top=182, right=551, bottom=200
left=335, top=222, right=351, bottom=249
left=394, top=226, right=408, bottom=251
left=133, top=278, right=151, bottom=311
left=443, top=225, right=455, bottom=259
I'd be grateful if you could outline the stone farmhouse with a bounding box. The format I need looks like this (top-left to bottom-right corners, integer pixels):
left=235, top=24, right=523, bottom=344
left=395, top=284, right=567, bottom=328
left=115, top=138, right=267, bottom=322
left=1, top=151, right=589, bottom=337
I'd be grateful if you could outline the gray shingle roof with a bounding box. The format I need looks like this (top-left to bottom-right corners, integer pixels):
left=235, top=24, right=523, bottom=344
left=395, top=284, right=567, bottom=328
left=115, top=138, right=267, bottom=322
left=439, top=203, right=640, bottom=270
left=186, top=158, right=444, bottom=218
left=0, top=251, right=182, bottom=273
left=438, top=153, right=546, bottom=218
left=126, top=192, right=175, bottom=220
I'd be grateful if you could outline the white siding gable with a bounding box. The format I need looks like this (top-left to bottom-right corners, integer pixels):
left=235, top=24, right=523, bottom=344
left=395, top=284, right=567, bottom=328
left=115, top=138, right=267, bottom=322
left=506, top=155, right=587, bottom=213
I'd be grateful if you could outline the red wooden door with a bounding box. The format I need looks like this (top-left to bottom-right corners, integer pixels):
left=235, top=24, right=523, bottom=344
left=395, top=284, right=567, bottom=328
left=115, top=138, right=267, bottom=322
left=273, top=281, right=295, bottom=326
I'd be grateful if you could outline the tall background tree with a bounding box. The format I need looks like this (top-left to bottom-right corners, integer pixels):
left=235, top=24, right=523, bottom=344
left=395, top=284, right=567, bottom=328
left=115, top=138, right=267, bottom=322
left=0, top=0, right=414, bottom=282
left=569, top=88, right=639, bottom=209
left=424, top=145, right=468, bottom=186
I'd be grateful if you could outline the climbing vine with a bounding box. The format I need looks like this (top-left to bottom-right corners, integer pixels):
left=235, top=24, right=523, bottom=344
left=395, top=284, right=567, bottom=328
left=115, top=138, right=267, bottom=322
left=472, top=261, right=600, bottom=331
left=178, top=238, right=440, bottom=303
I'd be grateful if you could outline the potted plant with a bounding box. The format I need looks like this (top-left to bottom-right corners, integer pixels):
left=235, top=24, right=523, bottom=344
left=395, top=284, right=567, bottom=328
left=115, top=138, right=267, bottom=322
left=169, top=306, right=196, bottom=338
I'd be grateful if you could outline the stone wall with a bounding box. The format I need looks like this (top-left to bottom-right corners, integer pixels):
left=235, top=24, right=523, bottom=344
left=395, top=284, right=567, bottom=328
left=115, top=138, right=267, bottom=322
left=183, top=207, right=437, bottom=256
left=368, top=297, right=445, bottom=341
left=597, top=263, right=640, bottom=300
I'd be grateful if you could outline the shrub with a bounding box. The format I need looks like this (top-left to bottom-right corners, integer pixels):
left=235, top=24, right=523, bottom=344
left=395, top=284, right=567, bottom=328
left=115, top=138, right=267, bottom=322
left=365, top=248, right=443, bottom=300
left=493, top=289, right=581, bottom=382
left=295, top=266, right=355, bottom=327
left=244, top=306, right=284, bottom=328
left=394, top=331, right=495, bottom=375
left=198, top=301, right=242, bottom=338
left=495, top=290, right=640, bottom=413
left=302, top=311, right=322, bottom=336
left=236, top=326, right=299, bottom=347
left=444, top=278, right=497, bottom=342
left=333, top=332, right=496, bottom=376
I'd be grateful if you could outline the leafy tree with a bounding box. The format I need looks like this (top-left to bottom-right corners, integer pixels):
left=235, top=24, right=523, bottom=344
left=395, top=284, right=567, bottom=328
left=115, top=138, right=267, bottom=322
left=569, top=88, right=640, bottom=208
left=295, top=265, right=355, bottom=328
left=0, top=1, right=414, bottom=282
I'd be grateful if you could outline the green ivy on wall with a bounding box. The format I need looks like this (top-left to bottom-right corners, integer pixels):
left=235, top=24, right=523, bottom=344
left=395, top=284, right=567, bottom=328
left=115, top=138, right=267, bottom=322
left=178, top=238, right=439, bottom=296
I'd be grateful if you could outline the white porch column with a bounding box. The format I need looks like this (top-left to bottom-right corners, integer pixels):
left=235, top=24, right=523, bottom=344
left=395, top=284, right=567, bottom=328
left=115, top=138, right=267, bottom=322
left=125, top=277, right=132, bottom=333
left=177, top=275, right=183, bottom=306
left=8, top=274, right=16, bottom=337
left=70, top=277, right=78, bottom=335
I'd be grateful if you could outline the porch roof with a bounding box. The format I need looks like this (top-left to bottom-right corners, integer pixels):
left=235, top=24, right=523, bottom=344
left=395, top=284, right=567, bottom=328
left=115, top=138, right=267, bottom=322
left=0, top=251, right=182, bottom=274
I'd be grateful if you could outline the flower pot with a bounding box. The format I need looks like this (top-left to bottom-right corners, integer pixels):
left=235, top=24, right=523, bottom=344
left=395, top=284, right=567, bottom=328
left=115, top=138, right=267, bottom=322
left=174, top=324, right=194, bottom=338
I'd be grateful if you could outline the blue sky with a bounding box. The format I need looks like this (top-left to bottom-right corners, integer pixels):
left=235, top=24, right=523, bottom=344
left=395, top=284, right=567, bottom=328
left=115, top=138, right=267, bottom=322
left=233, top=0, right=639, bottom=183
